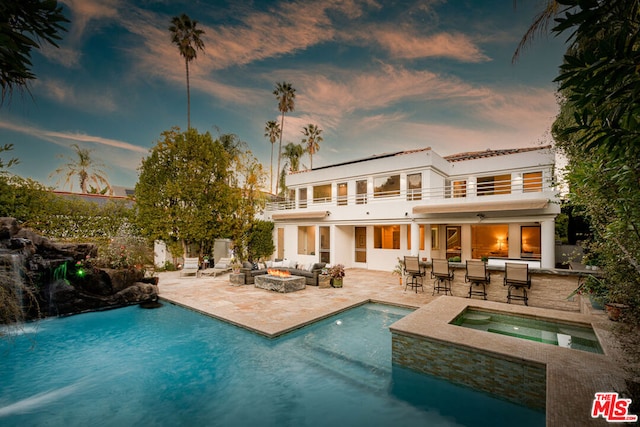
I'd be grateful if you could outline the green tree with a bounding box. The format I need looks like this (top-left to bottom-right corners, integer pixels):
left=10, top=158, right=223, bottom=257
left=264, top=120, right=280, bottom=194
left=135, top=127, right=234, bottom=259
left=169, top=13, right=205, bottom=130
left=273, top=81, right=296, bottom=196
left=547, top=0, right=640, bottom=321
left=50, top=143, right=112, bottom=194
left=278, top=142, right=304, bottom=197
left=0, top=144, right=19, bottom=171
left=301, top=123, right=323, bottom=170
left=282, top=142, right=304, bottom=173
left=0, top=0, right=68, bottom=104
left=247, top=220, right=275, bottom=261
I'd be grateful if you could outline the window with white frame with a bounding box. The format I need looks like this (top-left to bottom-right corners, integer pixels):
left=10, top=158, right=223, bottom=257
left=337, top=182, right=347, bottom=206
left=374, top=175, right=400, bottom=198
left=407, top=173, right=422, bottom=201
left=313, top=184, right=331, bottom=203
left=356, top=180, right=367, bottom=204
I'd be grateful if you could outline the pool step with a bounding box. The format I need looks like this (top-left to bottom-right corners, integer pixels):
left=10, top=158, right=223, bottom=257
left=463, top=314, right=491, bottom=325
left=296, top=341, right=391, bottom=391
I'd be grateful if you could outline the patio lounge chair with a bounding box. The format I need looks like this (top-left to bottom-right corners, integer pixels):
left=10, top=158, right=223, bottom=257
left=180, top=257, right=200, bottom=278
left=465, top=260, right=490, bottom=300
left=403, top=256, right=425, bottom=293
left=200, top=257, right=233, bottom=277
left=431, top=258, right=453, bottom=296
left=503, top=262, right=531, bottom=305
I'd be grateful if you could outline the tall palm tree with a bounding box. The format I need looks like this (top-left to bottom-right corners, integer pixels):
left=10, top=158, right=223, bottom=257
left=273, top=81, right=296, bottom=195
left=264, top=120, right=281, bottom=194
left=169, top=13, right=205, bottom=130
left=50, top=143, right=112, bottom=194
left=301, top=123, right=323, bottom=169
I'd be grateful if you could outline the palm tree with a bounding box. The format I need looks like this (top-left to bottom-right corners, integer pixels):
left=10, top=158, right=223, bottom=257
left=169, top=13, right=205, bottom=130
left=264, top=120, right=281, bottom=194
left=50, top=143, right=112, bottom=194
left=512, top=1, right=560, bottom=62
left=273, top=81, right=296, bottom=195
left=301, top=123, right=323, bottom=169
left=282, top=142, right=304, bottom=172
left=279, top=142, right=304, bottom=197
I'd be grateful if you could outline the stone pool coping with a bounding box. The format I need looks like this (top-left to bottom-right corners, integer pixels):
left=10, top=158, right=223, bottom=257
left=389, top=296, right=628, bottom=427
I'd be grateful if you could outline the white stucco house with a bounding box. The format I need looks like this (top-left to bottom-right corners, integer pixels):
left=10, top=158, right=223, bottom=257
left=263, top=145, right=560, bottom=272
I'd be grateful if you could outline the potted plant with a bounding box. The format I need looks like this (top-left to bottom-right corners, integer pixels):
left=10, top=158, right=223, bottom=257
left=392, top=258, right=404, bottom=285
left=329, top=264, right=345, bottom=288
left=567, top=275, right=608, bottom=310
left=318, top=267, right=331, bottom=289
left=230, top=257, right=242, bottom=274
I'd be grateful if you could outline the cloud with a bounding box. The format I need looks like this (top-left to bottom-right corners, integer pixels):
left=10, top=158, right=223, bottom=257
left=372, top=30, right=490, bottom=62
left=0, top=120, right=147, bottom=154
left=34, top=79, right=117, bottom=113
left=61, top=0, right=120, bottom=42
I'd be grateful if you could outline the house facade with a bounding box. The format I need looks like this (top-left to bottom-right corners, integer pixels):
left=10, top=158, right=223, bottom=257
left=263, top=146, right=560, bottom=272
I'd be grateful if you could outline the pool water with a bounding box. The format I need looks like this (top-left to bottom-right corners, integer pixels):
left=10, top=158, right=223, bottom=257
left=452, top=308, right=603, bottom=354
left=0, top=303, right=544, bottom=426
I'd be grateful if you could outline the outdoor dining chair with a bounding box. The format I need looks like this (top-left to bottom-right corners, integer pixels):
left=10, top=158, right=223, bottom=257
left=431, top=258, right=453, bottom=296
left=465, top=260, right=491, bottom=300
left=503, top=262, right=532, bottom=305
left=403, top=256, right=425, bottom=293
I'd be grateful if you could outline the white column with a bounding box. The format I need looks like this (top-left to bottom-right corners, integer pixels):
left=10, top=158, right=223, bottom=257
left=541, top=219, right=555, bottom=268
left=410, top=221, right=419, bottom=256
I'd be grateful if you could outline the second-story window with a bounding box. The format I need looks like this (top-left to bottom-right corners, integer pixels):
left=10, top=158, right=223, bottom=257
left=313, top=184, right=331, bottom=203
left=356, top=179, right=367, bottom=204
left=337, top=182, right=348, bottom=206
left=477, top=174, right=511, bottom=196
left=407, top=173, right=422, bottom=201
left=523, top=171, right=543, bottom=192
left=374, top=175, right=400, bottom=198
left=299, top=188, right=307, bottom=208
left=445, top=180, right=467, bottom=198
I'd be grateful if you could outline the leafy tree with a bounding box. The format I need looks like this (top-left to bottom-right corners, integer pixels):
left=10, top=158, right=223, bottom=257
left=546, top=0, right=640, bottom=321
left=264, top=120, right=280, bottom=194
left=0, top=144, right=19, bottom=171
left=273, top=81, right=295, bottom=195
left=50, top=143, right=112, bottom=194
left=169, top=13, right=205, bottom=130
left=301, top=123, right=323, bottom=169
left=135, top=127, right=235, bottom=259
left=247, top=220, right=274, bottom=261
left=228, top=150, right=267, bottom=261
left=0, top=0, right=68, bottom=105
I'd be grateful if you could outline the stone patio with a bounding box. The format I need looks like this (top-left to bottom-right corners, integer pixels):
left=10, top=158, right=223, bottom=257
left=156, top=267, right=636, bottom=427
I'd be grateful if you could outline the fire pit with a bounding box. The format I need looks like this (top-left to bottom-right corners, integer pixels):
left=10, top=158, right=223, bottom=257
left=254, top=269, right=306, bottom=293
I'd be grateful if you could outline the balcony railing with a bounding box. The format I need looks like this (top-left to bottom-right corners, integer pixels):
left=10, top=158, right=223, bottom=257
left=266, top=176, right=549, bottom=211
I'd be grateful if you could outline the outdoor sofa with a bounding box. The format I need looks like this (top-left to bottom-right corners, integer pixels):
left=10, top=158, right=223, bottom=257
left=239, top=260, right=327, bottom=286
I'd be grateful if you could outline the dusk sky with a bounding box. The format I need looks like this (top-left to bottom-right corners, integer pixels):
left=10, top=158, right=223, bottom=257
left=1, top=0, right=567, bottom=193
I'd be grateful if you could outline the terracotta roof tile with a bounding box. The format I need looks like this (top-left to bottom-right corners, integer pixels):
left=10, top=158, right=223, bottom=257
left=444, top=145, right=552, bottom=162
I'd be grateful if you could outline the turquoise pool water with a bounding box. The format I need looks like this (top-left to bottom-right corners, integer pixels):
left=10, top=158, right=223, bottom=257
left=0, top=303, right=544, bottom=426
left=452, top=308, right=603, bottom=354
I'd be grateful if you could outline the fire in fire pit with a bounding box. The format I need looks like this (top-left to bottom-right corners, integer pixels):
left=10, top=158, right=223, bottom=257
left=267, top=269, right=291, bottom=278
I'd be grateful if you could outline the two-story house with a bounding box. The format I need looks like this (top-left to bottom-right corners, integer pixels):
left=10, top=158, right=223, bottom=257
left=263, top=146, right=560, bottom=272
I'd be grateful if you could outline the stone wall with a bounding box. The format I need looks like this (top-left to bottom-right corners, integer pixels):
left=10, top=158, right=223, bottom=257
left=392, top=332, right=546, bottom=411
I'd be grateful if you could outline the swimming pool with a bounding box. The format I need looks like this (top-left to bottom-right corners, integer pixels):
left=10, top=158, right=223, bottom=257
left=451, top=308, right=603, bottom=354
left=0, top=303, right=544, bottom=426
